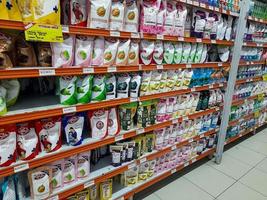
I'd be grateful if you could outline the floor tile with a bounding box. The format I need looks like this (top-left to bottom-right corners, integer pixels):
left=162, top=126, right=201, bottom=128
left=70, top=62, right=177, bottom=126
left=239, top=168, right=267, bottom=197
left=217, top=182, right=267, bottom=200
left=143, top=193, right=161, bottom=200
left=207, top=154, right=253, bottom=180
left=155, top=177, right=214, bottom=200
left=251, top=133, right=267, bottom=143
left=184, top=164, right=235, bottom=197
left=225, top=145, right=265, bottom=166
left=239, top=139, right=267, bottom=156
left=256, top=157, right=267, bottom=174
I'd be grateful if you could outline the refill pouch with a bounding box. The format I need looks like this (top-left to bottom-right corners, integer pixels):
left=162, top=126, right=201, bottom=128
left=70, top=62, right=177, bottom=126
left=181, top=43, right=191, bottom=63
left=92, top=75, right=106, bottom=101
left=75, top=35, right=94, bottom=66
left=174, top=3, right=187, bottom=37
left=200, top=44, right=208, bottom=63
left=28, top=167, right=52, bottom=200
left=92, top=37, right=105, bottom=66
left=0, top=124, right=16, bottom=167
left=0, top=86, right=7, bottom=116
left=124, top=0, right=139, bottom=32
left=173, top=43, right=183, bottom=64
left=149, top=70, right=162, bottom=94
left=188, top=43, right=197, bottom=63
left=128, top=40, right=139, bottom=65
left=59, top=76, right=77, bottom=105
left=70, top=0, right=88, bottom=26
left=117, top=73, right=131, bottom=98
left=130, top=72, right=141, bottom=98
left=17, top=122, right=39, bottom=161
left=156, top=0, right=166, bottom=34
left=163, top=1, right=176, bottom=35
left=140, top=71, right=152, bottom=96
left=110, top=0, right=125, bottom=31
left=108, top=107, right=120, bottom=136
left=192, top=8, right=206, bottom=38
left=51, top=35, right=74, bottom=68
left=194, top=43, right=203, bottom=63
left=76, top=75, right=93, bottom=104
left=140, top=40, right=155, bottom=65
left=63, top=112, right=85, bottom=146
left=116, top=39, right=131, bottom=65
left=50, top=160, right=64, bottom=190
left=77, top=151, right=90, bottom=178
left=104, top=38, right=119, bottom=66
left=105, top=73, right=117, bottom=100
left=35, top=117, right=62, bottom=153
left=163, top=42, right=174, bottom=64
left=63, top=156, right=77, bottom=184
left=88, top=109, right=109, bottom=139
left=153, top=40, right=164, bottom=65
left=88, top=0, right=112, bottom=29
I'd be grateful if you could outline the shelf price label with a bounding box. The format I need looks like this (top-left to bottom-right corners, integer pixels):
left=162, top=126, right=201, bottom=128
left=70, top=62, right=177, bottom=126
left=110, top=31, right=120, bottom=37
left=84, top=180, right=95, bottom=188
left=63, top=106, right=77, bottom=114
left=14, top=163, right=29, bottom=173
left=25, top=24, right=63, bottom=42
left=39, top=69, right=56, bottom=76
left=83, top=68, right=94, bottom=74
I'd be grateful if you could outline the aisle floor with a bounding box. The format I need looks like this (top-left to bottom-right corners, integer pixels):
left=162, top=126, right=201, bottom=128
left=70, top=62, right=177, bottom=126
left=142, top=129, right=267, bottom=200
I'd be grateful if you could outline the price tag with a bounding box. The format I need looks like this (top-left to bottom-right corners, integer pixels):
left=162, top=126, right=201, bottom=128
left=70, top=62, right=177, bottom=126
left=188, top=138, right=194, bottom=143
left=137, top=128, right=145, bottom=135
left=243, top=42, right=247, bottom=46
left=157, top=34, right=164, bottom=40
left=171, top=145, right=177, bottom=150
left=140, top=157, right=147, bottom=163
left=84, top=180, right=95, bottom=188
left=178, top=37, right=185, bottom=41
left=219, top=83, right=224, bottom=87
left=39, top=69, right=56, bottom=76
left=193, top=1, right=199, bottom=6
left=115, top=135, right=124, bottom=142
left=25, top=24, right=63, bottom=42
left=251, top=62, right=254, bottom=65
left=63, top=107, right=76, bottom=114
left=215, top=7, right=219, bottom=12
left=218, top=63, right=223, bottom=66
left=117, top=197, right=125, bottom=200
left=191, top=88, right=196, bottom=92
left=209, top=85, right=214, bottom=89
left=199, top=134, right=204, bottom=138
left=14, top=163, right=29, bottom=173
left=128, top=162, right=136, bottom=169
left=211, top=40, right=216, bottom=44
left=110, top=31, right=120, bottom=37
left=180, top=0, right=186, bottom=2
left=246, top=62, right=250, bottom=65
left=239, top=134, right=243, bottom=137
left=183, top=116, right=189, bottom=121
left=196, top=38, right=202, bottom=43
left=186, top=64, right=191, bottom=68
left=62, top=25, right=69, bottom=33
left=260, top=19, right=264, bottom=22
left=130, top=97, right=138, bottom=102
left=192, top=158, right=197, bottom=163
left=200, top=3, right=206, bottom=8
left=131, top=32, right=140, bottom=38
left=108, top=66, right=117, bottom=72
left=187, top=0, right=193, bottom=4
left=171, top=169, right=177, bottom=174
left=47, top=195, right=59, bottom=200
left=222, top=9, right=227, bottom=14
left=157, top=65, right=164, bottom=69
left=83, top=68, right=94, bottom=74
left=257, top=43, right=263, bottom=47
left=184, top=162, right=189, bottom=167
left=172, top=119, right=178, bottom=124
left=209, top=6, right=214, bottom=10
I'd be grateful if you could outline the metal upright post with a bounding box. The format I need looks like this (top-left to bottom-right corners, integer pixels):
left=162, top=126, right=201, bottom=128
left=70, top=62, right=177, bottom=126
left=215, top=0, right=251, bottom=164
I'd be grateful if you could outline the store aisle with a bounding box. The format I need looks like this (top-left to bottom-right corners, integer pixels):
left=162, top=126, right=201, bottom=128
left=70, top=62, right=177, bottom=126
left=143, top=129, right=267, bottom=200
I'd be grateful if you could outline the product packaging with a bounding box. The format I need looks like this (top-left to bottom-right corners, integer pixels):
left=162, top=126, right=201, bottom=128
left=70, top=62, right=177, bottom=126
left=88, top=109, right=109, bottom=139
left=59, top=76, right=77, bottom=105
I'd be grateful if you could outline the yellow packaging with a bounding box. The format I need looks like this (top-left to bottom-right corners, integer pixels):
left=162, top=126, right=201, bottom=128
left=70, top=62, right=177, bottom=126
left=125, top=166, right=139, bottom=186
left=138, top=161, right=149, bottom=181
left=76, top=190, right=90, bottom=200
left=134, top=136, right=145, bottom=158
left=6, top=0, right=22, bottom=21
left=88, top=184, right=98, bottom=200
left=0, top=0, right=9, bottom=20
left=32, top=0, right=60, bottom=25
left=18, top=0, right=33, bottom=22
left=100, top=179, right=112, bottom=200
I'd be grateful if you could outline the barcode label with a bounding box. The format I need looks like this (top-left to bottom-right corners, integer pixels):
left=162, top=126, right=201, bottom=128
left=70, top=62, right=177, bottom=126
left=172, top=119, right=178, bottom=124
left=184, top=162, right=189, bottom=167
left=211, top=40, right=216, bottom=44
left=63, top=107, right=77, bottom=114
left=200, top=3, right=206, bottom=8
left=192, top=158, right=197, bottom=163
left=171, top=169, right=177, bottom=174
left=39, top=69, right=55, bottom=76
left=171, top=145, right=176, bottom=150
left=196, top=38, right=202, bottom=42
left=186, top=64, right=191, bottom=68
left=137, top=128, right=145, bottom=135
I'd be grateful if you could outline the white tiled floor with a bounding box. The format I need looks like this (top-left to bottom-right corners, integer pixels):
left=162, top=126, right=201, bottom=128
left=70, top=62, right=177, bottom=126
left=143, top=128, right=267, bottom=200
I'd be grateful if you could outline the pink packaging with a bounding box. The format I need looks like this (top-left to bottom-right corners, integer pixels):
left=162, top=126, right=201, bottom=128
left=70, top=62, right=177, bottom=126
left=140, top=0, right=161, bottom=34
left=108, top=107, right=120, bottom=136
left=154, top=128, right=165, bottom=150
left=156, top=0, right=166, bottom=34
left=166, top=97, right=175, bottom=120
left=174, top=3, right=187, bottom=37
left=77, top=151, right=90, bottom=179
left=156, top=98, right=167, bottom=123
left=92, top=37, right=105, bottom=66
left=164, top=125, right=172, bottom=146
left=164, top=152, right=171, bottom=169
left=163, top=1, right=176, bottom=35
left=63, top=155, right=77, bottom=184
left=17, top=122, right=39, bottom=161
left=169, top=123, right=177, bottom=145
left=0, top=124, right=16, bottom=167
left=74, top=36, right=94, bottom=67
left=176, top=122, right=183, bottom=143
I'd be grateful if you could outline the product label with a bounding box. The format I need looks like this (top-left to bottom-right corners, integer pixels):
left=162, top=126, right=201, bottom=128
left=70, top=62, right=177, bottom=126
left=39, top=69, right=56, bottom=76
left=25, top=24, right=63, bottom=42
left=83, top=68, right=95, bottom=74
left=14, top=163, right=29, bottom=173
left=63, top=107, right=77, bottom=114
left=84, top=180, right=95, bottom=188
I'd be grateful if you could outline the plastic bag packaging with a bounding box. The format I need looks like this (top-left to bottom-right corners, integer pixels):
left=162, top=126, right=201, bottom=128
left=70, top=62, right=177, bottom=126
left=104, top=38, right=119, bottom=66
left=174, top=3, right=187, bottom=37
left=108, top=107, right=120, bottom=136
left=128, top=40, right=139, bottom=65
left=130, top=72, right=141, bottom=98
left=92, top=75, right=106, bottom=101
left=70, top=0, right=88, bottom=26
left=110, top=0, right=125, bottom=31
left=116, top=39, right=131, bottom=65
left=163, top=1, right=176, bottom=35
left=105, top=73, right=117, bottom=100
left=89, top=109, right=109, bottom=139
left=117, top=73, right=131, bottom=98
left=0, top=33, right=15, bottom=69
left=37, top=43, right=52, bottom=67
left=0, top=86, right=7, bottom=115
left=124, top=0, right=139, bottom=32
left=92, top=37, right=105, bottom=66
left=75, top=36, right=94, bottom=66
left=76, top=75, right=93, bottom=104
left=153, top=40, right=164, bottom=65
left=140, top=40, right=155, bottom=65
left=59, top=76, right=77, bottom=105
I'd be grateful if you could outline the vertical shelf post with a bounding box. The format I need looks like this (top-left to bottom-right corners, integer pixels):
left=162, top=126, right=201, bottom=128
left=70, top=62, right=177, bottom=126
left=215, top=0, right=251, bottom=164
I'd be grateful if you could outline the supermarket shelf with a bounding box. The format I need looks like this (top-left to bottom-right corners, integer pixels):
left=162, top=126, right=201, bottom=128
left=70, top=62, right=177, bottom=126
left=248, top=16, right=267, bottom=24
left=239, top=60, right=266, bottom=66
left=236, top=76, right=263, bottom=85
left=0, top=19, right=234, bottom=46
left=232, top=94, right=261, bottom=106
left=50, top=129, right=217, bottom=199
left=112, top=148, right=216, bottom=200
left=0, top=62, right=230, bottom=79
left=177, top=0, right=239, bottom=17
left=243, top=41, right=267, bottom=48
left=0, top=83, right=224, bottom=126
left=225, top=126, right=255, bottom=145
left=0, top=107, right=219, bottom=179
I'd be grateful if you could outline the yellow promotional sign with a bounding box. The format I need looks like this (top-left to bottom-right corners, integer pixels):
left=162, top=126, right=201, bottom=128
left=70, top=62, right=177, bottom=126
left=25, top=24, right=63, bottom=43
left=263, top=74, right=267, bottom=82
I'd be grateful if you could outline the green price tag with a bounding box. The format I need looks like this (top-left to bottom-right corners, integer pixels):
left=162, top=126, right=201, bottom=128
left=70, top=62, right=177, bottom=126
left=25, top=24, right=63, bottom=43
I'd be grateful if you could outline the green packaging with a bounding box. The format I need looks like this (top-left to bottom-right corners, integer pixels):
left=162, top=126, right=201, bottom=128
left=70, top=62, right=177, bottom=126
left=1, top=79, right=20, bottom=107
left=59, top=76, right=77, bottom=105
left=92, top=75, right=106, bottom=101
left=0, top=86, right=7, bottom=116
left=76, top=75, right=93, bottom=104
